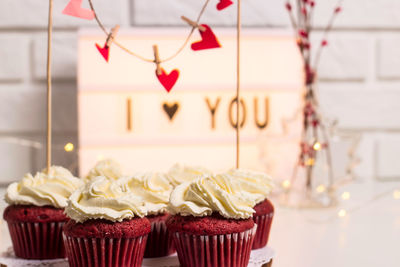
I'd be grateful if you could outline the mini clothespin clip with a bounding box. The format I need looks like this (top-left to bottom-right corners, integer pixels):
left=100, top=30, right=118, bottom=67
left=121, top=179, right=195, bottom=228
left=153, top=45, right=162, bottom=76
left=181, top=16, right=206, bottom=32
left=106, top=25, right=120, bottom=47
left=95, top=25, right=120, bottom=62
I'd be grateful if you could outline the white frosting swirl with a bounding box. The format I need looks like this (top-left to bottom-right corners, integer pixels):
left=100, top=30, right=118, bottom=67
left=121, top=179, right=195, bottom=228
left=167, top=164, right=213, bottom=187
left=85, top=159, right=123, bottom=181
left=169, top=175, right=255, bottom=219
left=5, top=166, right=83, bottom=209
left=225, top=169, right=274, bottom=204
left=65, top=176, right=147, bottom=223
left=121, top=173, right=173, bottom=215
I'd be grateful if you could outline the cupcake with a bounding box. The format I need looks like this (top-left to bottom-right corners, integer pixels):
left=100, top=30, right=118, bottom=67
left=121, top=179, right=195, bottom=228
left=167, top=163, right=212, bottom=187
left=225, top=169, right=274, bottom=249
left=85, top=159, right=123, bottom=182
left=122, top=173, right=175, bottom=258
left=3, top=166, right=83, bottom=259
left=63, top=176, right=151, bottom=267
left=167, top=175, right=257, bottom=267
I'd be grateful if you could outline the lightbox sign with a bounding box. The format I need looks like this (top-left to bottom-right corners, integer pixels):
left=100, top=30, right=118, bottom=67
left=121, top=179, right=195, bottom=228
left=78, top=28, right=303, bottom=175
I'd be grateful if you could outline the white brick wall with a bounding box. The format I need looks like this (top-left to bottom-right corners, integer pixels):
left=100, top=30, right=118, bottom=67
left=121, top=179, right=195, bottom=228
left=0, top=35, right=29, bottom=82
left=0, top=0, right=399, bottom=184
left=33, top=32, right=78, bottom=80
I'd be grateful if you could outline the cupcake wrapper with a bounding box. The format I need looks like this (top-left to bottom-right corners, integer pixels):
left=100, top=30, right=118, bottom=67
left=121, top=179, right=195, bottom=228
left=173, top=225, right=257, bottom=267
left=144, top=219, right=175, bottom=258
left=7, top=221, right=66, bottom=259
left=252, top=212, right=274, bottom=250
left=63, top=234, right=148, bottom=267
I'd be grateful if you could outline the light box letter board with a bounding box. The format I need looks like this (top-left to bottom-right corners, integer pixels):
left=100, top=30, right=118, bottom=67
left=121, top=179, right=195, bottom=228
left=78, top=28, right=303, bottom=175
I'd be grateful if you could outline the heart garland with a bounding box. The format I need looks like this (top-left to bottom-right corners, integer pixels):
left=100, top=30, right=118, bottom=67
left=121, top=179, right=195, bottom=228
left=191, top=24, right=221, bottom=51
left=94, top=25, right=120, bottom=62
left=216, top=0, right=233, bottom=11
left=63, top=0, right=233, bottom=93
left=95, top=42, right=110, bottom=62
left=156, top=69, right=180, bottom=93
left=62, top=0, right=95, bottom=20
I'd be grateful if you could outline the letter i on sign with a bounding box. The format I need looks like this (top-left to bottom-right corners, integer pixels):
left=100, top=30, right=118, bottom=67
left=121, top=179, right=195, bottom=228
left=126, top=97, right=132, bottom=131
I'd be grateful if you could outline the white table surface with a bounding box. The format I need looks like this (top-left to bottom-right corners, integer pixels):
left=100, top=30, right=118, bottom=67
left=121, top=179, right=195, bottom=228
left=1, top=180, right=400, bottom=267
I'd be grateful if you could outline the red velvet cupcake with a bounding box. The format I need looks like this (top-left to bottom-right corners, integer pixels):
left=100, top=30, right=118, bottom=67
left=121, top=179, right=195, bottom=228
left=3, top=205, right=68, bottom=259
left=63, top=218, right=150, bottom=267
left=144, top=213, right=175, bottom=258
left=3, top=166, right=83, bottom=259
left=252, top=199, right=274, bottom=249
left=167, top=175, right=257, bottom=267
left=64, top=176, right=150, bottom=267
left=122, top=173, right=175, bottom=258
left=226, top=169, right=275, bottom=249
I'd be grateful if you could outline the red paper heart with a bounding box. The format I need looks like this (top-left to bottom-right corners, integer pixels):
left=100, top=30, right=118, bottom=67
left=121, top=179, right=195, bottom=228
left=62, top=0, right=95, bottom=20
left=156, top=68, right=180, bottom=93
left=95, top=42, right=110, bottom=62
left=216, top=0, right=233, bottom=11
left=191, top=25, right=221, bottom=51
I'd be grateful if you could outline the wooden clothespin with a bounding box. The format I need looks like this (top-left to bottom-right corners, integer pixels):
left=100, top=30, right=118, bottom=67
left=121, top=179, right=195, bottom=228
left=153, top=45, right=162, bottom=75
left=181, top=16, right=206, bottom=32
left=106, top=25, right=120, bottom=47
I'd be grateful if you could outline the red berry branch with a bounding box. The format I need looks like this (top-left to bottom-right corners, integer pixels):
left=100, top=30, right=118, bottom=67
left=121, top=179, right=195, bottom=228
left=285, top=0, right=344, bottom=192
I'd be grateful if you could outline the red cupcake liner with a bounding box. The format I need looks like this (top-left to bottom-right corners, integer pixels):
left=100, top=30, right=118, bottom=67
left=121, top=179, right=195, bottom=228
left=63, top=234, right=148, bottom=267
left=252, top=212, right=274, bottom=250
left=7, top=221, right=66, bottom=259
left=144, top=219, right=175, bottom=258
left=173, top=225, right=257, bottom=267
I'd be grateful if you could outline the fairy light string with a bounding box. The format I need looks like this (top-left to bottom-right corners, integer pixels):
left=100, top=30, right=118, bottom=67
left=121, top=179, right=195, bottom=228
left=307, top=186, right=400, bottom=224
left=0, top=135, right=398, bottom=221
left=284, top=0, right=345, bottom=198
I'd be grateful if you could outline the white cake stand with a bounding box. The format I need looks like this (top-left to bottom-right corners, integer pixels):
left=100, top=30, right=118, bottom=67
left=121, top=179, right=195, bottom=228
left=0, top=246, right=275, bottom=267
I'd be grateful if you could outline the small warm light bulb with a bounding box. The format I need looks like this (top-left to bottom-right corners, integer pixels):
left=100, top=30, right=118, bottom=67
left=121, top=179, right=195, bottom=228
left=341, top=192, right=351, bottom=200
left=393, top=190, right=400, bottom=200
left=316, top=185, right=326, bottom=193
left=305, top=158, right=315, bottom=166
left=338, top=209, right=347, bottom=218
left=282, top=180, right=291, bottom=189
left=64, top=143, right=74, bottom=152
left=313, top=142, right=322, bottom=151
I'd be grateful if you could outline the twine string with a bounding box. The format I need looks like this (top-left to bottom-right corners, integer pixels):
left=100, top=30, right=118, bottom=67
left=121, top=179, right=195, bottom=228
left=87, top=0, right=211, bottom=63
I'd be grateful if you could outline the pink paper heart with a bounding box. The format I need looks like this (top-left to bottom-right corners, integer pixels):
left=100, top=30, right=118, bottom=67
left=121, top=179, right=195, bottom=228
left=95, top=42, right=110, bottom=62
left=156, top=68, right=180, bottom=93
left=191, top=24, right=221, bottom=51
left=62, top=0, right=95, bottom=20
left=216, top=0, right=233, bottom=11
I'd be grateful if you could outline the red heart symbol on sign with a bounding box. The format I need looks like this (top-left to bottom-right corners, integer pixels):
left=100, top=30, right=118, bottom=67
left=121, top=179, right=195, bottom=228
left=95, top=42, right=110, bottom=62
left=156, top=68, right=180, bottom=93
left=216, top=0, right=233, bottom=11
left=191, top=25, right=221, bottom=51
